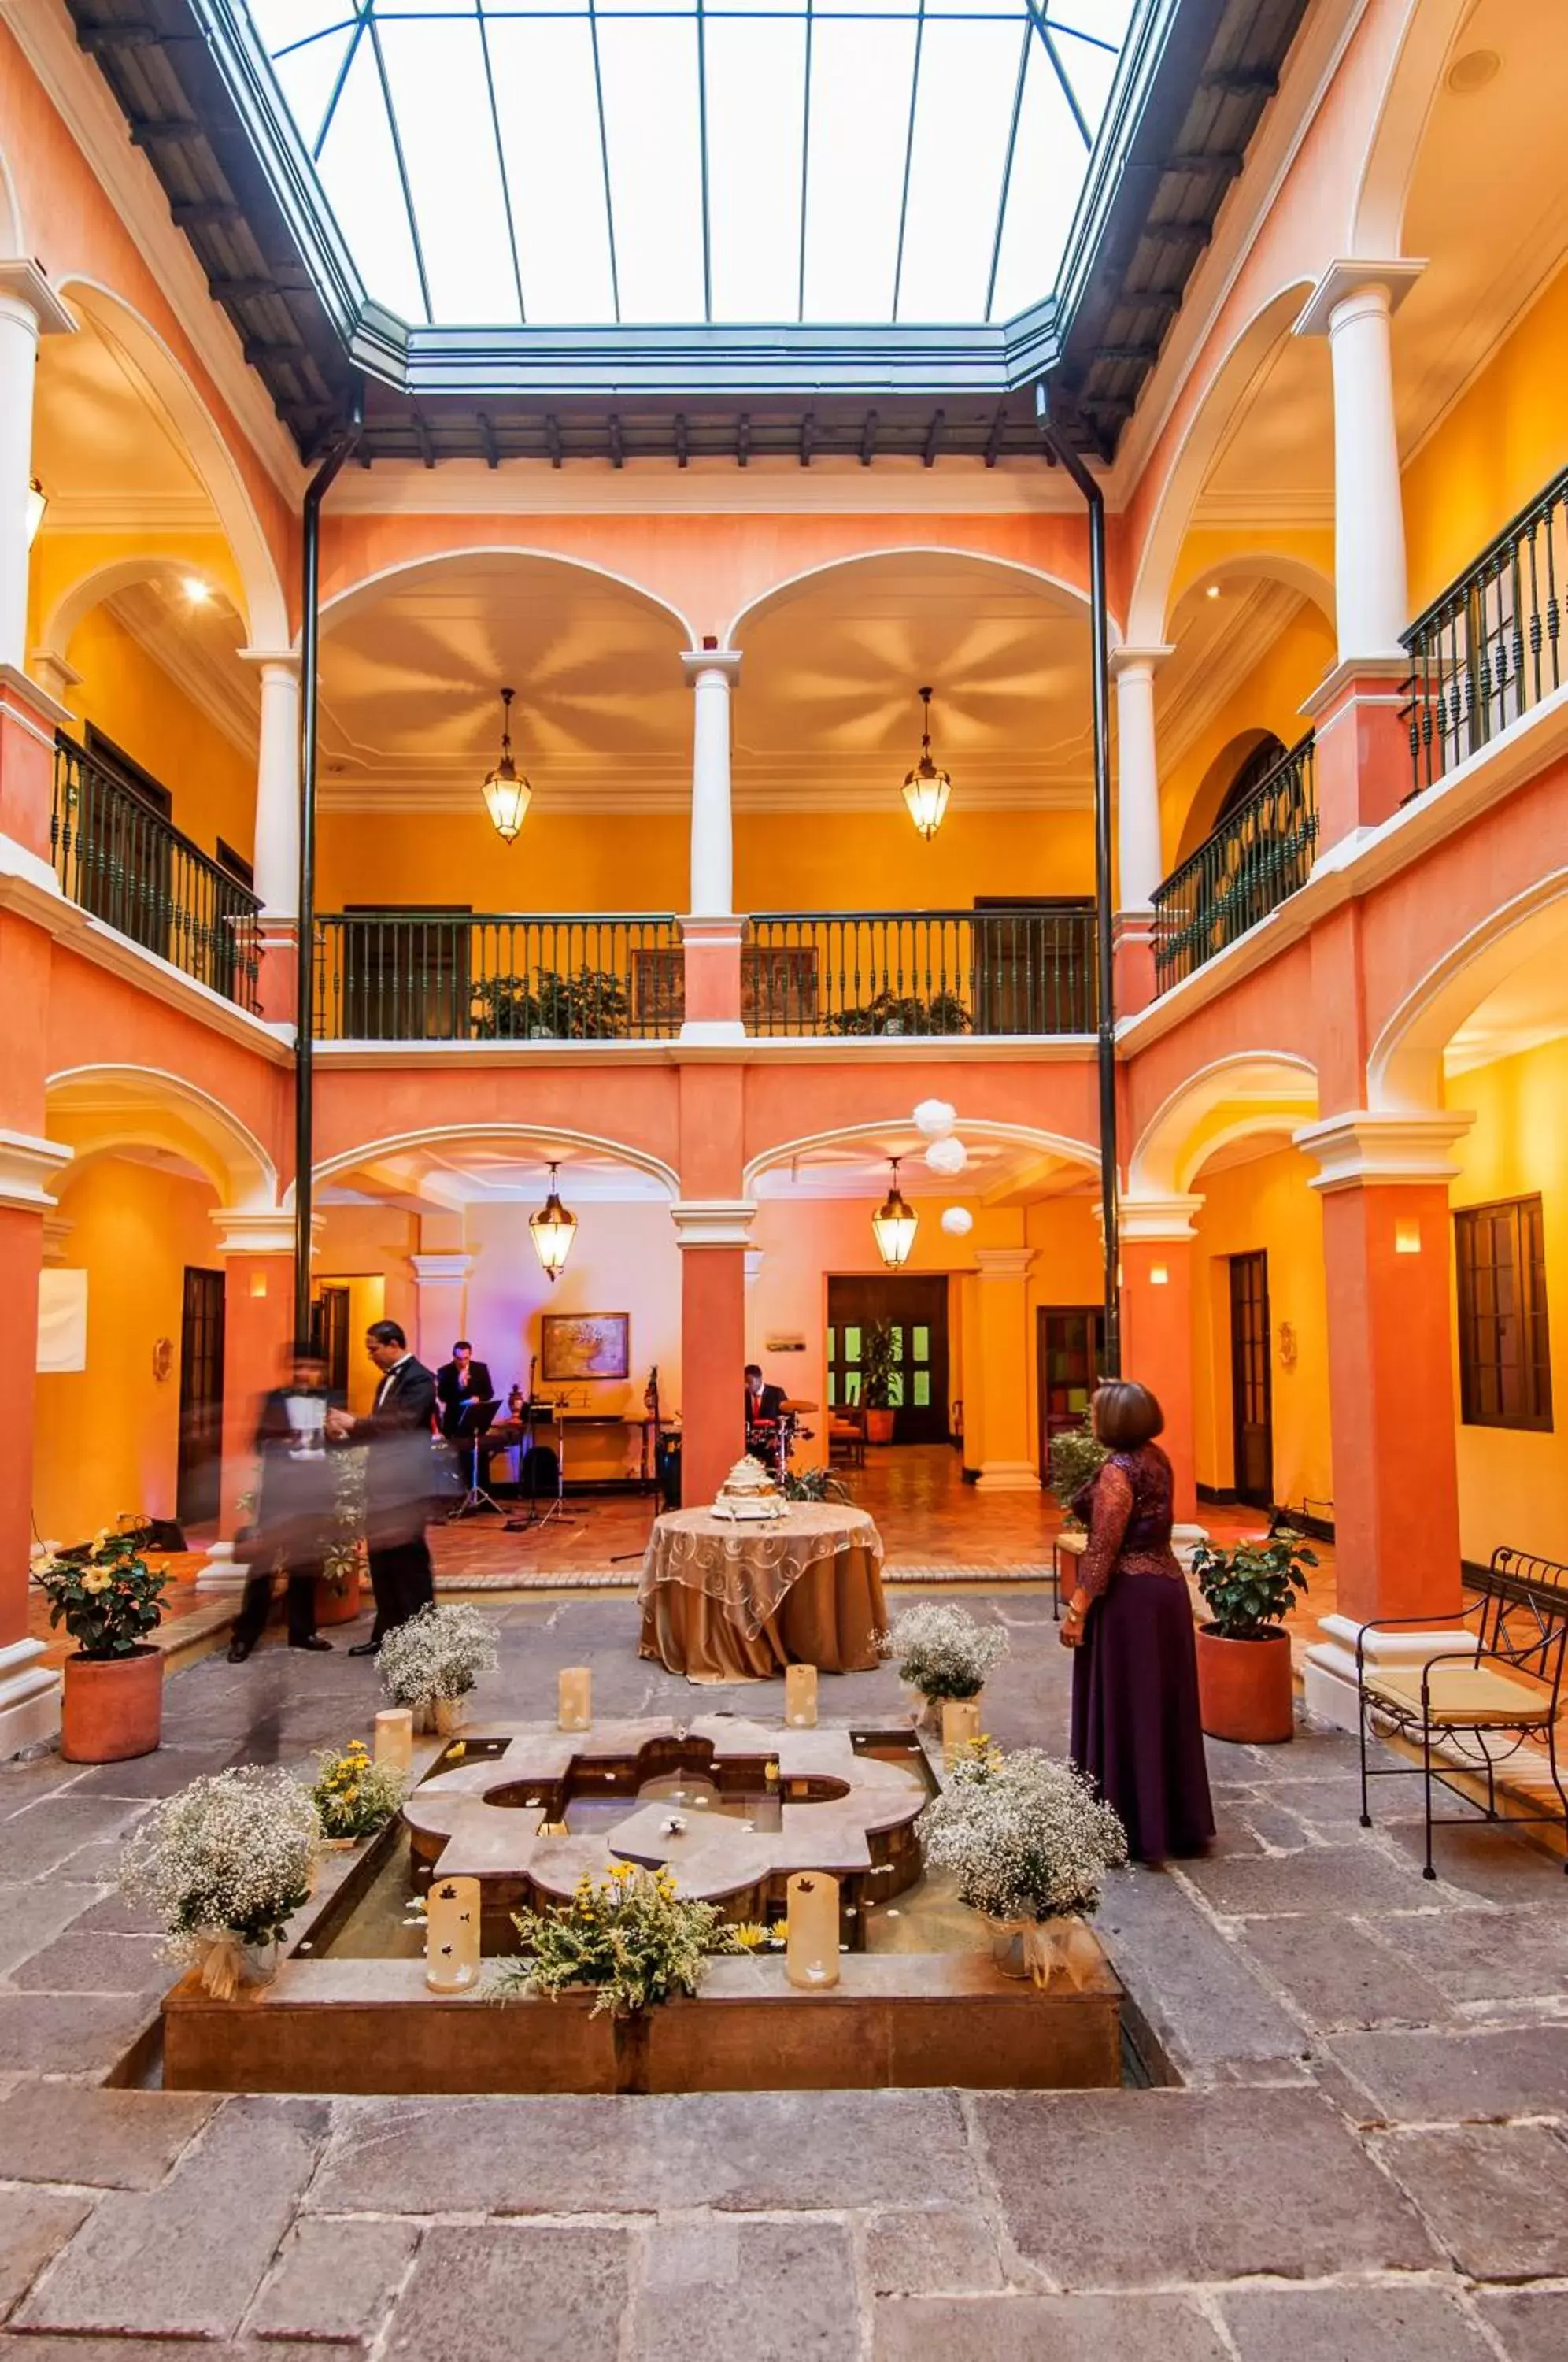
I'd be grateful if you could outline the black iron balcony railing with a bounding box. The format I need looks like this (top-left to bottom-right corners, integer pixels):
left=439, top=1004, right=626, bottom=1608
left=1152, top=734, right=1318, bottom=993
left=50, top=739, right=261, bottom=1009
left=312, top=912, right=682, bottom=1041
left=744, top=907, right=1096, bottom=1036
left=1402, top=462, right=1568, bottom=793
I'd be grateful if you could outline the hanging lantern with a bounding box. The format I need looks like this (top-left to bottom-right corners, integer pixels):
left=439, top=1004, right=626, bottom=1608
left=530, top=1162, right=577, bottom=1282
left=25, top=476, right=46, bottom=547
left=482, top=686, right=532, bottom=844
left=871, top=1158, right=918, bottom=1271
left=901, top=686, right=952, bottom=842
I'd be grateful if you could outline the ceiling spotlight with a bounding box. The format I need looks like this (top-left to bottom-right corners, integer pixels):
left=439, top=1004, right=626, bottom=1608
left=529, top=1162, right=576, bottom=1282
left=25, top=476, right=45, bottom=546
left=1206, top=584, right=1220, bottom=599
left=183, top=576, right=213, bottom=603
left=483, top=686, right=532, bottom=845
left=901, top=686, right=952, bottom=842
left=871, top=1158, right=918, bottom=1271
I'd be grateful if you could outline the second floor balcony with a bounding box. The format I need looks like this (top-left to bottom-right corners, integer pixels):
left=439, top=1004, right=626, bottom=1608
left=1152, top=735, right=1318, bottom=994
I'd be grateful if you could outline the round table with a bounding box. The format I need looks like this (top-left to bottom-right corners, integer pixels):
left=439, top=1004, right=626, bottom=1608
left=638, top=1501, right=888, bottom=1683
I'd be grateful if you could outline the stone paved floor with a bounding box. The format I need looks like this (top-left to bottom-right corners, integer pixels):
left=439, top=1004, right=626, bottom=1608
left=2, top=1590, right=1564, bottom=2359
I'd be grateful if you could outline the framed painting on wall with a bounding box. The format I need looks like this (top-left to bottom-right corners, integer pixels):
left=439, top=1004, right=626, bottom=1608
left=541, top=1312, right=631, bottom=1383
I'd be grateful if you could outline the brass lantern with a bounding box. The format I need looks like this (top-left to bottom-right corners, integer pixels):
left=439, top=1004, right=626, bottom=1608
left=529, top=1162, right=577, bottom=1282
left=871, top=1157, right=918, bottom=1271
left=901, top=686, right=952, bottom=841
left=482, top=686, right=531, bottom=844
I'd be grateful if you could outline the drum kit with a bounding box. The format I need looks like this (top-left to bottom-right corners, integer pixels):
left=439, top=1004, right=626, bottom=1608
left=745, top=1397, right=819, bottom=1487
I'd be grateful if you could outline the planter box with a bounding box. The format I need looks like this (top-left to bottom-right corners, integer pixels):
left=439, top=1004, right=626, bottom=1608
left=1196, top=1624, right=1294, bottom=1744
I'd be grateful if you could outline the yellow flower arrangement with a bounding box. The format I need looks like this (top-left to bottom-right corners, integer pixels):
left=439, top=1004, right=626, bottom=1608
left=311, top=1741, right=403, bottom=1841
left=498, top=1864, right=748, bottom=2018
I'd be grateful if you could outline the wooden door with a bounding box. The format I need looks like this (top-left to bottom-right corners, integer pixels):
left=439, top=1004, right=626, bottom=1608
left=827, top=1275, right=949, bottom=1444
left=1229, top=1251, right=1274, bottom=1509
left=312, top=1283, right=351, bottom=1398
left=176, top=1266, right=226, bottom=1528
left=1037, top=1305, right=1106, bottom=1474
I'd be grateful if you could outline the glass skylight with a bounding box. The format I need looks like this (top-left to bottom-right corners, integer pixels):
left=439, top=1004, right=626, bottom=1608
left=246, top=2, right=1135, bottom=330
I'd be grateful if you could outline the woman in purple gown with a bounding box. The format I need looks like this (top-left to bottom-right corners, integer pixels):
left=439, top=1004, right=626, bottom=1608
left=1062, top=1381, right=1215, bottom=1863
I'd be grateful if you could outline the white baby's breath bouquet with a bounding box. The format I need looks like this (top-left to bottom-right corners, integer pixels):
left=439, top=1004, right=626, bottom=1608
left=889, top=1601, right=1009, bottom=1702
left=119, top=1765, right=320, bottom=1998
left=379, top=1602, right=499, bottom=1716
left=919, top=1742, right=1126, bottom=1924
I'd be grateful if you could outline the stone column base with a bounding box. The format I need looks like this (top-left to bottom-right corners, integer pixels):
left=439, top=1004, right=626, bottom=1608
left=974, top=1462, right=1040, bottom=1494
left=196, top=1540, right=246, bottom=1594
left=1303, top=1610, right=1474, bottom=1734
left=0, top=1636, right=61, bottom=1759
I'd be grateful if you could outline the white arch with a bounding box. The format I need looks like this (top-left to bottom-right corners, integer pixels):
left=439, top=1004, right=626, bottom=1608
left=1178, top=550, right=1337, bottom=627
left=1129, top=1053, right=1320, bottom=1198
left=46, top=281, right=288, bottom=650
left=312, top=546, right=699, bottom=651
left=724, top=546, right=1121, bottom=652
left=743, top=1116, right=1102, bottom=1198
left=1125, top=280, right=1318, bottom=649
left=299, top=1122, right=682, bottom=1207
left=1350, top=0, right=1470, bottom=254
left=1368, top=870, right=1568, bottom=1113
left=45, top=1064, right=279, bottom=1210
left=0, top=129, right=22, bottom=253
left=41, top=556, right=241, bottom=676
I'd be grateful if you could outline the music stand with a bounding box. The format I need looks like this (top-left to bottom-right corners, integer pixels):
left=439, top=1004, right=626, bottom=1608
left=505, top=1402, right=578, bottom=1534
left=447, top=1398, right=502, bottom=1520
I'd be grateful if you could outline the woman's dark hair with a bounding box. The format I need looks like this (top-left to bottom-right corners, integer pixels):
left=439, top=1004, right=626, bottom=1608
left=367, top=1320, right=407, bottom=1349
left=1093, top=1380, right=1164, bottom=1449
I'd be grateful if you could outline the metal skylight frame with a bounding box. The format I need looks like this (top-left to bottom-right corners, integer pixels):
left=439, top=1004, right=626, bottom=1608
left=246, top=0, right=1133, bottom=335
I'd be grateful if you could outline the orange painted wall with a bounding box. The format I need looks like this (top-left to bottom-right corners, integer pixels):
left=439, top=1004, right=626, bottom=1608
left=32, top=1157, right=220, bottom=1544
left=316, top=805, right=1095, bottom=915
left=1445, top=1036, right=1568, bottom=1568
left=1189, top=1146, right=1333, bottom=1515
left=65, top=606, right=257, bottom=868
left=1159, top=605, right=1337, bottom=871
left=1403, top=260, right=1568, bottom=616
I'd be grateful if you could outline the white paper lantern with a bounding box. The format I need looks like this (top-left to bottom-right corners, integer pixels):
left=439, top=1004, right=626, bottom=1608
left=912, top=1098, right=956, bottom=1140
left=925, top=1135, right=968, bottom=1176
left=941, top=1205, right=974, bottom=1238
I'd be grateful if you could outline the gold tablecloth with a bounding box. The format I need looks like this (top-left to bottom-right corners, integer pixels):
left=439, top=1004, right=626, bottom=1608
left=638, top=1502, right=887, bottom=1682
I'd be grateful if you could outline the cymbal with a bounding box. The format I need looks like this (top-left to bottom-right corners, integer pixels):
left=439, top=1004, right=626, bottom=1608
left=782, top=1397, right=819, bottom=1413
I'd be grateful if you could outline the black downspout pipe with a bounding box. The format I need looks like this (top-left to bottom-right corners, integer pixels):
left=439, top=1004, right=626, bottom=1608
left=1036, top=388, right=1121, bottom=1379
left=293, top=394, right=363, bottom=1349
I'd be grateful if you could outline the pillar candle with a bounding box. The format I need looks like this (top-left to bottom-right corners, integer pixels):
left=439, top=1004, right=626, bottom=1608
left=374, top=1709, right=413, bottom=1772
left=785, top=1871, right=840, bottom=1990
left=784, top=1664, right=818, bottom=1728
left=425, top=1875, right=482, bottom=1994
left=941, top=1698, right=983, bottom=1769
left=558, top=1667, right=592, bottom=1731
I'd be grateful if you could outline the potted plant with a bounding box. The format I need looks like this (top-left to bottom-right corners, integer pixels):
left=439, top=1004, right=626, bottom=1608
left=860, top=1320, right=899, bottom=1445
left=379, top=1601, right=500, bottom=1734
left=1189, top=1530, right=1318, bottom=1744
left=919, top=1739, right=1127, bottom=1982
left=1048, top=1410, right=1108, bottom=1531
left=314, top=1447, right=367, bottom=1629
left=532, top=967, right=631, bottom=1040
left=496, top=1862, right=745, bottom=2091
left=33, top=1521, right=171, bottom=1763
left=312, top=1739, right=404, bottom=1848
left=119, top=1764, right=320, bottom=1997
left=471, top=976, right=538, bottom=1041
left=889, top=1601, right=1009, bottom=1736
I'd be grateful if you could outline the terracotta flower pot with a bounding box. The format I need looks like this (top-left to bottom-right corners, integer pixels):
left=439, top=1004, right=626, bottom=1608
left=865, top=1409, right=896, bottom=1446
left=61, top=1646, right=164, bottom=1764
left=314, top=1564, right=363, bottom=1627
left=1195, top=1624, right=1295, bottom=1746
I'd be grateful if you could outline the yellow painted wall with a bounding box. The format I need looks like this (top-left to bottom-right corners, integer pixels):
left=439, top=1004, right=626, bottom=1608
left=65, top=605, right=256, bottom=868
left=316, top=1208, right=416, bottom=1414
left=32, top=1157, right=220, bottom=1544
left=1158, top=605, right=1337, bottom=872
left=1403, top=259, right=1568, bottom=615
left=1445, top=1036, right=1568, bottom=1567
left=1189, top=1147, right=1333, bottom=1514
left=316, top=805, right=1096, bottom=916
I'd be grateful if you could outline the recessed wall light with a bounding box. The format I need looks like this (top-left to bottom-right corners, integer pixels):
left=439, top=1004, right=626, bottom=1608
left=1206, top=584, right=1221, bottom=599
left=1447, top=49, right=1500, bottom=95
left=182, top=576, right=213, bottom=603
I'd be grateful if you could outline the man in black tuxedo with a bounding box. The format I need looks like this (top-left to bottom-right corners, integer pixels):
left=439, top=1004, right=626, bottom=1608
left=229, top=1342, right=337, bottom=1662
left=436, top=1340, right=494, bottom=1440
left=745, top=1362, right=789, bottom=1464
left=327, top=1320, right=438, bottom=1656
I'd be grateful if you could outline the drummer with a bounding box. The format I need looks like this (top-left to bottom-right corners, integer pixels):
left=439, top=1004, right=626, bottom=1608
left=744, top=1362, right=789, bottom=1458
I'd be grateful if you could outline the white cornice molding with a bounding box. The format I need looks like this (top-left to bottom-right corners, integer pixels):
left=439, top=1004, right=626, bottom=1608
left=1190, top=487, right=1336, bottom=528
left=670, top=1198, right=758, bottom=1248
left=1293, top=1110, right=1473, bottom=1192
left=0, top=1129, right=73, bottom=1213
left=409, top=1253, right=474, bottom=1285
left=38, top=491, right=220, bottom=534
left=0, top=257, right=75, bottom=335
left=311, top=1034, right=1097, bottom=1070
left=0, top=659, right=75, bottom=735
left=1109, top=643, right=1174, bottom=679
left=327, top=459, right=1084, bottom=520
left=1294, top=258, right=1426, bottom=339
left=2, top=0, right=301, bottom=499
left=974, top=1245, right=1035, bottom=1283
left=212, top=1209, right=319, bottom=1255
left=1115, top=1194, right=1205, bottom=1242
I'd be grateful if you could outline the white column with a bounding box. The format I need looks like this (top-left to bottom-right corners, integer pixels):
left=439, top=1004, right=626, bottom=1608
left=1110, top=646, right=1171, bottom=910
left=242, top=650, right=301, bottom=917
left=682, top=649, right=741, bottom=917
left=0, top=262, right=74, bottom=677
left=1296, top=261, right=1423, bottom=665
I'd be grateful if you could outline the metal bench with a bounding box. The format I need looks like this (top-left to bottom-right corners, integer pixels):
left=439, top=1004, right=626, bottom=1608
left=1355, top=1546, right=1568, bottom=1879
